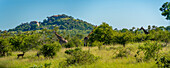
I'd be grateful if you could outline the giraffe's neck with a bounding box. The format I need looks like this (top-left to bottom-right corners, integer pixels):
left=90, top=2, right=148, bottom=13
left=87, top=31, right=93, bottom=38
left=54, top=32, right=68, bottom=44
left=142, top=28, right=149, bottom=34
left=55, top=33, right=63, bottom=40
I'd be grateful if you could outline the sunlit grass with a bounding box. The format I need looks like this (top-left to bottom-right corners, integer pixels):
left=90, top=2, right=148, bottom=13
left=0, top=43, right=169, bottom=68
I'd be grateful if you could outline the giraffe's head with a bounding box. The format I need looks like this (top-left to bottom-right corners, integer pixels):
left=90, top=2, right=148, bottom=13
left=140, top=27, right=144, bottom=30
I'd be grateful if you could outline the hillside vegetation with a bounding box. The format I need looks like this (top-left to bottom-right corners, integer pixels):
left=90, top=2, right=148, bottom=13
left=8, top=14, right=94, bottom=31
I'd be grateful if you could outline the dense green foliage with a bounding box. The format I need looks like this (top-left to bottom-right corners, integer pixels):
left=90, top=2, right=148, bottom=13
left=60, top=48, right=98, bottom=67
left=156, top=56, right=170, bottom=68
left=9, top=33, right=41, bottom=52
left=63, top=34, right=83, bottom=48
left=135, top=41, right=162, bottom=62
left=0, top=38, right=11, bottom=56
left=40, top=42, right=61, bottom=58
left=65, top=48, right=82, bottom=55
left=8, top=14, right=94, bottom=31
left=29, top=62, right=51, bottom=68
left=113, top=32, right=133, bottom=47
left=115, top=47, right=131, bottom=58
left=87, top=23, right=170, bottom=47
left=89, top=22, right=114, bottom=44
left=91, top=41, right=103, bottom=47
left=160, top=2, right=170, bottom=20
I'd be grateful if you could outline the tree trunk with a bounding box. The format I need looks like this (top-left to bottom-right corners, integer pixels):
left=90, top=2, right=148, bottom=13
left=2, top=51, right=5, bottom=56
left=123, top=44, right=125, bottom=47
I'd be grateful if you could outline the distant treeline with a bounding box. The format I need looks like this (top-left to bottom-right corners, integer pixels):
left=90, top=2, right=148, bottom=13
left=87, top=23, right=170, bottom=47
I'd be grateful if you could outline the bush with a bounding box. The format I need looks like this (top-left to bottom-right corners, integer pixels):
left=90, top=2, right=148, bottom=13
left=40, top=42, right=61, bottom=58
left=155, top=52, right=170, bottom=68
left=115, top=48, right=131, bottom=58
left=156, top=56, right=170, bottom=68
left=44, top=62, right=52, bottom=68
left=64, top=41, right=75, bottom=48
left=135, top=41, right=162, bottom=61
left=60, top=48, right=99, bottom=67
left=64, top=37, right=83, bottom=48
left=65, top=48, right=82, bottom=55
left=30, top=65, right=42, bottom=68
left=67, top=51, right=98, bottom=65
left=91, top=41, right=104, bottom=50
left=91, top=41, right=103, bottom=47
left=29, top=62, right=51, bottom=68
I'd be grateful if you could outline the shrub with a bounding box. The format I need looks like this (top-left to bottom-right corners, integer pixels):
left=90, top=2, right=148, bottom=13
left=91, top=41, right=103, bottom=47
left=155, top=52, right=170, bottom=68
left=156, top=56, right=170, bottom=68
left=115, top=48, right=131, bottom=58
left=65, top=48, right=82, bottom=55
left=44, top=62, right=51, bottom=68
left=135, top=41, right=162, bottom=61
left=67, top=51, right=98, bottom=65
left=29, top=62, right=51, bottom=68
left=64, top=36, right=83, bottom=48
left=64, top=41, right=75, bottom=48
left=40, top=42, right=61, bottom=58
left=60, top=48, right=99, bottom=67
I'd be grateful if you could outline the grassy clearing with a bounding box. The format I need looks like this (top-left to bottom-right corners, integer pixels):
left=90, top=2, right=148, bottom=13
left=0, top=43, right=169, bottom=68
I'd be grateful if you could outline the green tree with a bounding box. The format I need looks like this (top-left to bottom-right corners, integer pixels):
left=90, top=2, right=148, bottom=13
left=148, top=25, right=151, bottom=30
left=89, top=22, right=114, bottom=44
left=0, top=37, right=11, bottom=56
left=114, top=32, right=134, bottom=47
left=131, top=27, right=135, bottom=31
left=166, top=26, right=170, bottom=31
left=10, top=33, right=41, bottom=53
left=23, top=33, right=41, bottom=49
left=121, top=28, right=129, bottom=32
left=10, top=34, right=25, bottom=52
left=152, top=25, right=156, bottom=29
left=160, top=2, right=170, bottom=20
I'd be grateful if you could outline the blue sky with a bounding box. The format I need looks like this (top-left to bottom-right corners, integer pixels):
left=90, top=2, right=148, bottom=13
left=0, top=0, right=169, bottom=30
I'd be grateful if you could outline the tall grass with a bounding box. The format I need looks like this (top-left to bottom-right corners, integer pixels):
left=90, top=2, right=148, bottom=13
left=0, top=43, right=169, bottom=68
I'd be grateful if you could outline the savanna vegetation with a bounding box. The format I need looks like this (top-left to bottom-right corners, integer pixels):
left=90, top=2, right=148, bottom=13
left=0, top=1, right=170, bottom=68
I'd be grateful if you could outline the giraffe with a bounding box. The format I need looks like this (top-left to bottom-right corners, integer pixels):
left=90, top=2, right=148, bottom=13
left=54, top=31, right=68, bottom=45
left=84, top=26, right=97, bottom=46
left=140, top=27, right=149, bottom=34
left=139, top=27, right=149, bottom=41
left=139, top=27, right=157, bottom=41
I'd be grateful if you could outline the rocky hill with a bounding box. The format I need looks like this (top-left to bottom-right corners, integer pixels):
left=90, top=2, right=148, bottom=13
left=8, top=14, right=94, bottom=31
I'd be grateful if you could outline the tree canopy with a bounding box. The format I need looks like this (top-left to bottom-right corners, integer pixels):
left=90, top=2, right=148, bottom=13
left=160, top=2, right=170, bottom=20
